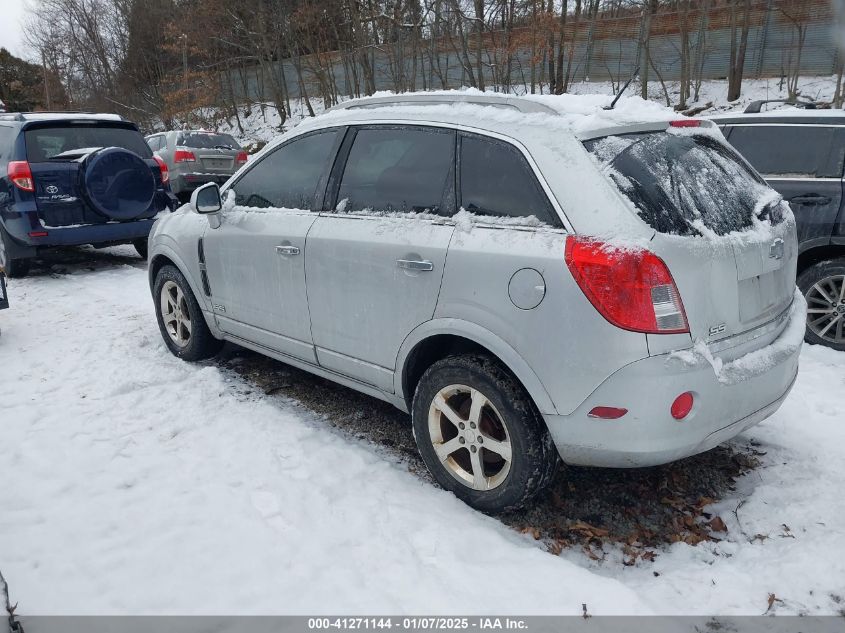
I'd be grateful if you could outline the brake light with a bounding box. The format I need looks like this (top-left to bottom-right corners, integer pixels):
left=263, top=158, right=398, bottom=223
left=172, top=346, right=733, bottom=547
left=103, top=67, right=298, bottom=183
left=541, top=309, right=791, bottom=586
left=173, top=149, right=196, bottom=163
left=236, top=151, right=248, bottom=165
left=669, top=119, right=701, bottom=128
left=565, top=236, right=689, bottom=334
left=7, top=161, right=34, bottom=192
left=153, top=155, right=169, bottom=184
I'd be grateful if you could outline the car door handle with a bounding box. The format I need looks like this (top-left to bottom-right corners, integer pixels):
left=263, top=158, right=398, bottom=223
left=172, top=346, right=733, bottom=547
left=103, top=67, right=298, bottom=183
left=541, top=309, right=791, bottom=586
left=275, top=245, right=300, bottom=255
left=788, top=194, right=832, bottom=206
left=397, top=259, right=434, bottom=271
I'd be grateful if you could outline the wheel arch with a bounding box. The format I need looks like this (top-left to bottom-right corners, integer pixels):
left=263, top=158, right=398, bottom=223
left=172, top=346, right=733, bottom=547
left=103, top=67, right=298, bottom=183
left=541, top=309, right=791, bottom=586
left=797, top=243, right=845, bottom=274
left=148, top=243, right=218, bottom=334
left=396, top=319, right=558, bottom=415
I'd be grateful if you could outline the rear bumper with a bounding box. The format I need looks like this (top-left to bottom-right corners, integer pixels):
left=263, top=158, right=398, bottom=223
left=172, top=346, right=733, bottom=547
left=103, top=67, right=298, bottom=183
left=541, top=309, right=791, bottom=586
left=19, top=218, right=158, bottom=248
left=544, top=293, right=805, bottom=467
left=172, top=173, right=231, bottom=193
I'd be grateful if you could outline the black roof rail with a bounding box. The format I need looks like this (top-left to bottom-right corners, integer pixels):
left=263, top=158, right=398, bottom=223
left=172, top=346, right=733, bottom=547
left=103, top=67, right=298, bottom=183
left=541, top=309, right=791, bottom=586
left=744, top=99, right=819, bottom=114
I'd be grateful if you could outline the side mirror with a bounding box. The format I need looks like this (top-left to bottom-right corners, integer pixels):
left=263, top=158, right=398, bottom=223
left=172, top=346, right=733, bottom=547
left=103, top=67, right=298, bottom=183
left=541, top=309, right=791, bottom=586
left=191, top=182, right=222, bottom=214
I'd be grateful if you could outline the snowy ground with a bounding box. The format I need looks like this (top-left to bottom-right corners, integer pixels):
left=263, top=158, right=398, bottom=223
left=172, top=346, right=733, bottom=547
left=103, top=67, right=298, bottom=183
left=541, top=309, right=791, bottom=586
left=214, top=75, right=842, bottom=148
left=1, top=247, right=844, bottom=615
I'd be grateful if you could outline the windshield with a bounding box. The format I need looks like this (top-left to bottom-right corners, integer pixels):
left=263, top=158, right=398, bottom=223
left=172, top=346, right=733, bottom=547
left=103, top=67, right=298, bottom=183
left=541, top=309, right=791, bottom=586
left=177, top=131, right=241, bottom=150
left=25, top=124, right=152, bottom=161
left=584, top=131, right=784, bottom=236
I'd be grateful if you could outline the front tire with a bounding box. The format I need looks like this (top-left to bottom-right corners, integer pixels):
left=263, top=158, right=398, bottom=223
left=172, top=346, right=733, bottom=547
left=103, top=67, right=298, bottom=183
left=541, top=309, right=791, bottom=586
left=798, top=259, right=845, bottom=351
left=412, top=354, right=559, bottom=513
left=153, top=265, right=222, bottom=360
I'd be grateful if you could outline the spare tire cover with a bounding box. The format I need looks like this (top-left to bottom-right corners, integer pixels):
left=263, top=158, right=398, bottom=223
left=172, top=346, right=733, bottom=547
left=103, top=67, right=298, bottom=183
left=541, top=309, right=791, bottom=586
left=83, top=147, right=156, bottom=221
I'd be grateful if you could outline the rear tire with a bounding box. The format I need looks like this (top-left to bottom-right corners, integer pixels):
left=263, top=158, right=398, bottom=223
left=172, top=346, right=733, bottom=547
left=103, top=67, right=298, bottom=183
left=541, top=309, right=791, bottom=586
left=0, top=229, right=31, bottom=278
left=411, top=353, right=559, bottom=513
left=797, top=259, right=845, bottom=352
left=133, top=238, right=148, bottom=260
left=153, top=264, right=222, bottom=361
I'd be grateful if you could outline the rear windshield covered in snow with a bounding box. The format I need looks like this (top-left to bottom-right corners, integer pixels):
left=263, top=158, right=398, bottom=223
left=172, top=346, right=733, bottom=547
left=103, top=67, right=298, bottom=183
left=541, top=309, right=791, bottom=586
left=25, top=124, right=152, bottom=162
left=177, top=132, right=241, bottom=150
left=584, top=131, right=780, bottom=236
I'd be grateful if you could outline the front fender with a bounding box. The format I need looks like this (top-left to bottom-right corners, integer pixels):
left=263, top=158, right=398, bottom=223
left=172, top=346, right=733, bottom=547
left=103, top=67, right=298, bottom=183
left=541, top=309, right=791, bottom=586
left=394, top=318, right=558, bottom=415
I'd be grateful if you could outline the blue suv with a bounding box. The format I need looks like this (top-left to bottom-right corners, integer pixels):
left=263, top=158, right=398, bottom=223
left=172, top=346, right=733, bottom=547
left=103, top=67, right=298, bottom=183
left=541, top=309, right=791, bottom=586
left=0, top=112, right=177, bottom=276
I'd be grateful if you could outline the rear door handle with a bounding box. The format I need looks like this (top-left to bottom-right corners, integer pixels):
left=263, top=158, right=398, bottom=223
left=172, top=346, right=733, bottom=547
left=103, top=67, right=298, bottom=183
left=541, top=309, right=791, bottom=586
left=397, top=259, right=434, bottom=271
left=788, top=194, right=832, bottom=206
left=275, top=245, right=300, bottom=256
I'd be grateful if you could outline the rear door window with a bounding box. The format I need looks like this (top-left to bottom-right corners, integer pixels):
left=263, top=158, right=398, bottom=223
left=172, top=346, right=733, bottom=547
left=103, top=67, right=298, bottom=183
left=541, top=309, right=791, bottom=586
left=231, top=129, right=340, bottom=210
left=584, top=131, right=782, bottom=236
left=24, top=124, right=153, bottom=161
left=335, top=126, right=454, bottom=215
left=177, top=131, right=241, bottom=150
left=726, top=125, right=840, bottom=178
left=459, top=134, right=559, bottom=226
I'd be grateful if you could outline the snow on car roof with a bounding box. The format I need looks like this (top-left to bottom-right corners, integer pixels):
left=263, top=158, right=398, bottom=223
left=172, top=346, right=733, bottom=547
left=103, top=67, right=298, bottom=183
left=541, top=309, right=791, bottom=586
left=0, top=112, right=125, bottom=122
left=309, top=89, right=693, bottom=139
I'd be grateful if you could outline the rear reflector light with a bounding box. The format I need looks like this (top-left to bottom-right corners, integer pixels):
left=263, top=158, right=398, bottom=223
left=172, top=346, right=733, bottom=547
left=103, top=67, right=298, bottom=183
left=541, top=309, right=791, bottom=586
left=671, top=392, right=695, bottom=420
left=565, top=236, right=689, bottom=334
left=7, top=161, right=34, bottom=192
left=588, top=406, right=628, bottom=420
left=28, top=231, right=48, bottom=238
left=669, top=119, right=701, bottom=128
left=173, top=149, right=196, bottom=163
left=153, top=155, right=169, bottom=184
left=236, top=151, right=248, bottom=165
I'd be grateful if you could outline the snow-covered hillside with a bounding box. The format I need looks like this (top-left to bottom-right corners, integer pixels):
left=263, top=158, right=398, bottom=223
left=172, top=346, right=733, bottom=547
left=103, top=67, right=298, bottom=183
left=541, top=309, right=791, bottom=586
left=1, top=248, right=843, bottom=615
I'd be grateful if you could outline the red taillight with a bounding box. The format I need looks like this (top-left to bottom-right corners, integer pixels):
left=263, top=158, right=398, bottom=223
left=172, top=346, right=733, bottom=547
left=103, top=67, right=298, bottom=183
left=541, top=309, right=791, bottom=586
left=236, top=151, right=248, bottom=165
left=565, top=236, right=689, bottom=334
left=588, top=406, right=628, bottom=420
left=153, top=155, right=169, bottom=184
left=669, top=119, right=701, bottom=128
left=7, top=161, right=34, bottom=192
left=28, top=231, right=48, bottom=238
left=671, top=392, right=695, bottom=420
left=173, top=149, right=196, bottom=163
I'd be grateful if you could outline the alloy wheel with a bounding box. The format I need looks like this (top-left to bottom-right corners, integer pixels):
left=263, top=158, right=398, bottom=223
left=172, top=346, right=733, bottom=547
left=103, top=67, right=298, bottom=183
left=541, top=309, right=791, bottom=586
left=160, top=280, right=192, bottom=347
left=805, top=274, right=845, bottom=344
left=427, top=384, right=512, bottom=491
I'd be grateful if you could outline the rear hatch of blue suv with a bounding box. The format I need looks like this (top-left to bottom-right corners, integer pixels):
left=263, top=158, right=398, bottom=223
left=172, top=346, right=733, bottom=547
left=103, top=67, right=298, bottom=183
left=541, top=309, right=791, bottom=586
left=0, top=113, right=177, bottom=276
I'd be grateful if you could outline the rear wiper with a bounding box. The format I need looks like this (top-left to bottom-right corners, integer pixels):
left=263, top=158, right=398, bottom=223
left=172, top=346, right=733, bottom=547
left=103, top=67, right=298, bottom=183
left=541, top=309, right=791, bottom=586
left=49, top=146, right=103, bottom=159
left=214, top=144, right=233, bottom=150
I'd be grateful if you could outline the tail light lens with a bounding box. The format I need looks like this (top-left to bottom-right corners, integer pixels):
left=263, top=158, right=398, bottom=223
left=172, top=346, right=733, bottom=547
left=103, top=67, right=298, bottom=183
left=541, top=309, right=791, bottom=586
left=236, top=151, right=248, bottom=165
left=173, top=149, right=196, bottom=163
left=7, top=161, right=35, bottom=192
left=153, top=155, right=169, bottom=184
left=565, top=235, right=689, bottom=334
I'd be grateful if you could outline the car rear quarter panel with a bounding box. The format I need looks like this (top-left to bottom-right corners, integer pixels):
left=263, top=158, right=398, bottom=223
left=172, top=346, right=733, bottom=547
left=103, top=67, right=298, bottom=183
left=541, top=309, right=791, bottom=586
left=433, top=225, right=650, bottom=416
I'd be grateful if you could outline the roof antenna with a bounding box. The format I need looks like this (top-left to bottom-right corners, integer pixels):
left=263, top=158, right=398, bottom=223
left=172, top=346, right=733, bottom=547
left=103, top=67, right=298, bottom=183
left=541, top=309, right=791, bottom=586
left=604, top=64, right=640, bottom=110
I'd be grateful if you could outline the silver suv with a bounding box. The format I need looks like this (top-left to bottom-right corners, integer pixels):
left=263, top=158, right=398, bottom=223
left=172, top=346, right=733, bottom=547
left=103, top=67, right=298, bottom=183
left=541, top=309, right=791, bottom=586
left=148, top=93, right=803, bottom=513
left=145, top=130, right=247, bottom=202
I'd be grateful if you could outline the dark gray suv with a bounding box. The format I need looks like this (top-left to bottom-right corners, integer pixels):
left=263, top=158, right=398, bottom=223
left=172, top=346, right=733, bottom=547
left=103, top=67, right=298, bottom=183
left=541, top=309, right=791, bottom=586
left=711, top=107, right=845, bottom=351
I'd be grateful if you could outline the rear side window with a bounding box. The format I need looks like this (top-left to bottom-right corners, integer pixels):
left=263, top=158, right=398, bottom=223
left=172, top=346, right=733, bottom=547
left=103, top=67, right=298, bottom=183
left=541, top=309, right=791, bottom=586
left=146, top=136, right=161, bottom=152
left=459, top=134, right=558, bottom=226
left=585, top=131, right=782, bottom=236
left=177, top=131, right=241, bottom=150
left=336, top=126, right=454, bottom=214
left=726, top=125, right=840, bottom=178
left=232, top=129, right=339, bottom=209
left=24, top=124, right=153, bottom=161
